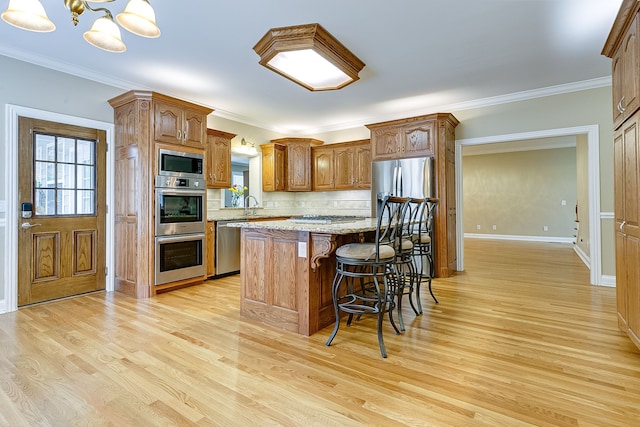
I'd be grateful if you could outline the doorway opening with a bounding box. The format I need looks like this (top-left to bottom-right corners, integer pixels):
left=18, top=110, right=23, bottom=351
left=455, top=125, right=603, bottom=285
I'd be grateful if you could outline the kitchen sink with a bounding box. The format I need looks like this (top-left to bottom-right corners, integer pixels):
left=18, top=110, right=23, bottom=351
left=288, top=215, right=366, bottom=224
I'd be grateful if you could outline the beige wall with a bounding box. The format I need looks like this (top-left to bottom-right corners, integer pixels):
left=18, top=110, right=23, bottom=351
left=463, top=147, right=577, bottom=238
left=0, top=55, right=616, bottom=304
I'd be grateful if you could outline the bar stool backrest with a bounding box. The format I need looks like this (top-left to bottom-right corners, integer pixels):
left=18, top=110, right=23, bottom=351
left=376, top=195, right=411, bottom=257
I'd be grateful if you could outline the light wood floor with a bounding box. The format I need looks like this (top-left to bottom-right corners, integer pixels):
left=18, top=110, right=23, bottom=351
left=1, top=239, right=639, bottom=426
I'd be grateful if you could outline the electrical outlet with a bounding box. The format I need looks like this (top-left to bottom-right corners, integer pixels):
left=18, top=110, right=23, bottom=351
left=561, top=199, right=567, bottom=206
left=476, top=224, right=481, bottom=230
left=543, top=225, right=549, bottom=232
left=492, top=225, right=497, bottom=230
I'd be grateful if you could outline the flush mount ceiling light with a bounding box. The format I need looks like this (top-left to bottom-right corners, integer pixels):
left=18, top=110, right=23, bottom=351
left=253, top=23, right=365, bottom=91
left=1, top=0, right=159, bottom=53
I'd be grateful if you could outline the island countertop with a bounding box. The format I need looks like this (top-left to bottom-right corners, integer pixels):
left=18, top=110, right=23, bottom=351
left=226, top=217, right=378, bottom=234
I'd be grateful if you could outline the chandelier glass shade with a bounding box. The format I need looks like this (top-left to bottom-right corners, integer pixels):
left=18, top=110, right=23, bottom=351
left=1, top=0, right=159, bottom=53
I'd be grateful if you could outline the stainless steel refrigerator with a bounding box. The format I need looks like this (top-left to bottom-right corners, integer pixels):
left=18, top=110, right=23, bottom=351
left=371, top=156, right=435, bottom=217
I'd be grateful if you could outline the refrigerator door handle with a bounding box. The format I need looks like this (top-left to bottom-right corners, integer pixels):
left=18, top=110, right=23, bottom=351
left=392, top=165, right=398, bottom=196
left=397, top=165, right=403, bottom=196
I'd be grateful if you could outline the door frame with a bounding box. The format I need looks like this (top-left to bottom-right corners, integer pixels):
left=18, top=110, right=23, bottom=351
left=455, top=125, right=605, bottom=286
left=3, top=104, right=114, bottom=313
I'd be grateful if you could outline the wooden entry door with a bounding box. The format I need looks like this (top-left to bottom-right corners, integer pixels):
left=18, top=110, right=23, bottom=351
left=17, top=117, right=107, bottom=306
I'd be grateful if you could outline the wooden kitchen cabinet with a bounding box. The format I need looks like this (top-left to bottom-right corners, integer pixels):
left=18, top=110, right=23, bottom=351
left=603, top=0, right=640, bottom=351
left=312, top=146, right=334, bottom=191
left=108, top=90, right=213, bottom=298
left=610, top=12, right=640, bottom=129
left=261, top=143, right=287, bottom=191
left=153, top=98, right=208, bottom=148
left=366, top=113, right=458, bottom=278
left=206, top=220, right=216, bottom=278
left=312, top=140, right=371, bottom=191
left=368, top=120, right=435, bottom=161
left=262, top=138, right=323, bottom=191
left=272, top=138, right=324, bottom=191
left=206, top=128, right=235, bottom=188
left=614, top=109, right=640, bottom=350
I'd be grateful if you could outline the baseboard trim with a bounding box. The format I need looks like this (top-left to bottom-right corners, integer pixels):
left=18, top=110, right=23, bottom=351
left=600, top=275, right=616, bottom=287
left=464, top=233, right=574, bottom=244
left=573, top=244, right=591, bottom=269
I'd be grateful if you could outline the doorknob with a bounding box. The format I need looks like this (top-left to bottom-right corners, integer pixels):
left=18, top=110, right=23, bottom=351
left=21, top=222, right=42, bottom=229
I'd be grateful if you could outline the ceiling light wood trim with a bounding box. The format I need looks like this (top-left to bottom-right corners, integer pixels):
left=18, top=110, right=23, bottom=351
left=253, top=23, right=365, bottom=91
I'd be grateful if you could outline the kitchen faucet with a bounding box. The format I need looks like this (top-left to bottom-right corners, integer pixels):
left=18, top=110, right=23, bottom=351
left=244, top=195, right=259, bottom=216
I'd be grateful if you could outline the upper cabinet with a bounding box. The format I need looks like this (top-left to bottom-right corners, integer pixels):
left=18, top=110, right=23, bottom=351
left=312, top=146, right=335, bottom=191
left=367, top=119, right=435, bottom=161
left=262, top=138, right=323, bottom=192
left=313, top=139, right=371, bottom=191
left=154, top=99, right=209, bottom=148
left=604, top=1, right=640, bottom=130
left=261, top=143, right=287, bottom=191
left=206, top=129, right=235, bottom=188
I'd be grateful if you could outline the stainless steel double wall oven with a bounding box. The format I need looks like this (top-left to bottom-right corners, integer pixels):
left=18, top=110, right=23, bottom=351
left=154, top=149, right=206, bottom=285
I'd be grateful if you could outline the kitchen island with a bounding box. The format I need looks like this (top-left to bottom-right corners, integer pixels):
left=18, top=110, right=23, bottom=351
left=228, top=217, right=377, bottom=335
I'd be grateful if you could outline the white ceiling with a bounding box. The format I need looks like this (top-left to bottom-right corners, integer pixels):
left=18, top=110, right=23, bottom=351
left=0, top=0, right=622, bottom=135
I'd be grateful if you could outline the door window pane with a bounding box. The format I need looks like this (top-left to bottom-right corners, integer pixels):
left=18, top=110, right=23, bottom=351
left=34, top=162, right=55, bottom=188
left=77, top=139, right=95, bottom=165
left=35, top=189, right=56, bottom=215
left=57, top=164, right=76, bottom=189
left=33, top=133, right=97, bottom=216
left=57, top=137, right=75, bottom=163
left=35, top=135, right=56, bottom=161
left=77, top=190, right=95, bottom=214
left=77, top=166, right=94, bottom=189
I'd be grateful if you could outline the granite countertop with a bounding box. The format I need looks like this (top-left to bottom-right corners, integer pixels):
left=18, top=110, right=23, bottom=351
left=225, top=218, right=378, bottom=235
left=206, top=213, right=291, bottom=221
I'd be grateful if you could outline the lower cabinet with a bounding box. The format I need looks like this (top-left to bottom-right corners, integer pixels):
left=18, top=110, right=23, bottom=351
left=614, top=113, right=640, bottom=348
left=206, top=220, right=215, bottom=278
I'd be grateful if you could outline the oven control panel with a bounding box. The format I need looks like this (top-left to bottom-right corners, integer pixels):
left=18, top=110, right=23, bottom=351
left=155, top=175, right=204, bottom=189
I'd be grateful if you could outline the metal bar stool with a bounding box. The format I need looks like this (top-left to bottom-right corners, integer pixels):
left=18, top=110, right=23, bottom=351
left=325, top=195, right=410, bottom=358
left=410, top=197, right=439, bottom=313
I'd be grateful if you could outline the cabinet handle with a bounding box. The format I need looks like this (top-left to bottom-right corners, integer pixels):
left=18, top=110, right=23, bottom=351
left=177, top=130, right=182, bottom=140
left=620, top=220, right=627, bottom=236
left=183, top=129, right=188, bottom=142
left=620, top=96, right=626, bottom=113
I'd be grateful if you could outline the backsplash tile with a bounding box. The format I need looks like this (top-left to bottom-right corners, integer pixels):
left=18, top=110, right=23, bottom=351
left=207, top=189, right=371, bottom=219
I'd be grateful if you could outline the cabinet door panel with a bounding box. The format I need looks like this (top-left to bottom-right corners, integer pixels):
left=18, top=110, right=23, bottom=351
left=312, top=148, right=334, bottom=190
left=354, top=145, right=371, bottom=188
left=403, top=123, right=435, bottom=157
left=371, top=127, right=401, bottom=160
left=154, top=101, right=182, bottom=145
left=183, top=110, right=206, bottom=148
left=287, top=143, right=310, bottom=191
left=334, top=147, right=354, bottom=189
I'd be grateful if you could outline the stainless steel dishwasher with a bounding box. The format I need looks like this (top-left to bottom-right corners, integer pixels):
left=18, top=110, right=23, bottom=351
left=215, top=219, right=247, bottom=276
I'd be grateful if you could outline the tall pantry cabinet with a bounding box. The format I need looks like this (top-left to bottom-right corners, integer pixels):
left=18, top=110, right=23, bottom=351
left=366, top=112, right=459, bottom=278
left=603, top=0, right=640, bottom=351
left=108, top=91, right=212, bottom=298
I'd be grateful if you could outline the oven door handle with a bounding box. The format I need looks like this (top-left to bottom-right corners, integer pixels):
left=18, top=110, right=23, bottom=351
left=156, top=188, right=205, bottom=196
left=155, top=233, right=205, bottom=244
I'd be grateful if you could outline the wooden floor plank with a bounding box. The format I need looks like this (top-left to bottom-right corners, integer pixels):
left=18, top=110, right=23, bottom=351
left=1, top=239, right=639, bottom=426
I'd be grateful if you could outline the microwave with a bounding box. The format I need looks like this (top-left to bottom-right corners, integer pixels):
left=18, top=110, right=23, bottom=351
left=158, top=148, right=204, bottom=179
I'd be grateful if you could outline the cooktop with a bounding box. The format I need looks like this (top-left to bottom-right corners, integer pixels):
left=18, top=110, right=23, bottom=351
left=288, top=215, right=366, bottom=224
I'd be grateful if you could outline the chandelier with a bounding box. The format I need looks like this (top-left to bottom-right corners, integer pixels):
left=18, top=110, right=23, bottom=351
left=1, top=0, right=160, bottom=53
